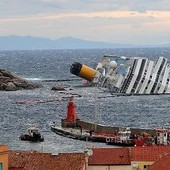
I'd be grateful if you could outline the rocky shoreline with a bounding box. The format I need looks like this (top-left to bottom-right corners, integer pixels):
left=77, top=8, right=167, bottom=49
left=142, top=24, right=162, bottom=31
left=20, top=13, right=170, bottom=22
left=0, top=69, right=38, bottom=91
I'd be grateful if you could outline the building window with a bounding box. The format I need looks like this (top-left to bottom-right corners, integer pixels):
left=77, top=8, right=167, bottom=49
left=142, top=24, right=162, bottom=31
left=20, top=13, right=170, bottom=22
left=144, top=165, right=150, bottom=169
left=0, top=163, right=3, bottom=170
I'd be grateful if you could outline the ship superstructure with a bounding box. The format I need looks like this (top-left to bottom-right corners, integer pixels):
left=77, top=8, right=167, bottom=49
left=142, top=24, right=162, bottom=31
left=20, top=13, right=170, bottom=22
left=70, top=55, right=170, bottom=95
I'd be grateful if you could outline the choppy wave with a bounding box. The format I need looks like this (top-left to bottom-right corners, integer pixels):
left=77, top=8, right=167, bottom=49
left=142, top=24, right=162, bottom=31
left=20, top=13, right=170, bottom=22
left=1, top=48, right=170, bottom=153
left=25, top=77, right=43, bottom=81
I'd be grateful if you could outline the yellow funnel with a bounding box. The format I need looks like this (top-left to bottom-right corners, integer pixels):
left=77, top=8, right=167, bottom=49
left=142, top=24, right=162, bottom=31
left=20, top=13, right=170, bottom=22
left=70, top=62, right=96, bottom=81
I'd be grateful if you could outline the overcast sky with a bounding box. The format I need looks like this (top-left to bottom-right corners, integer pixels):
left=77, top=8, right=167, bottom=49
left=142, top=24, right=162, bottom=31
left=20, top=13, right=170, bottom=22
left=1, top=0, right=170, bottom=45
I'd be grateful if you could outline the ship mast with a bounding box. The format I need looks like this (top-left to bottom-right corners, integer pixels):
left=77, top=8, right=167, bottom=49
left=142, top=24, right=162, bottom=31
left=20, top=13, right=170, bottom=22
left=94, top=83, right=98, bottom=132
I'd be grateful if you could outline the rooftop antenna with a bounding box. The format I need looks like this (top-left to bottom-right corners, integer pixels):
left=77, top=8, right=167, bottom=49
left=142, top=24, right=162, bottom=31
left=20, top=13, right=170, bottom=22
left=41, top=146, right=44, bottom=153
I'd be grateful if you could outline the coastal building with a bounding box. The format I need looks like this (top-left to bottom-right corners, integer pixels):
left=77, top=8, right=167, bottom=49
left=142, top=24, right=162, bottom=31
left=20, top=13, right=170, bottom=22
left=154, top=129, right=170, bottom=145
left=0, top=145, right=8, bottom=170
left=147, top=154, right=170, bottom=170
left=130, top=146, right=170, bottom=170
left=88, top=146, right=170, bottom=170
left=6, top=145, right=170, bottom=170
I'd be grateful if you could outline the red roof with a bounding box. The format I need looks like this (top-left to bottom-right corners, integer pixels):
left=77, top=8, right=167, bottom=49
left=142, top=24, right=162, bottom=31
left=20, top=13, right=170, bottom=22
left=131, top=146, right=170, bottom=161
left=88, top=146, right=170, bottom=165
left=148, top=154, right=170, bottom=170
left=9, top=146, right=170, bottom=169
left=88, top=148, right=131, bottom=165
left=9, top=150, right=86, bottom=170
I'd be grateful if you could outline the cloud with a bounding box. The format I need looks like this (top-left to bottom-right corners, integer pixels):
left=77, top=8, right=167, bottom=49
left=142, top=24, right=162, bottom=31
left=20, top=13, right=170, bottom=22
left=37, top=0, right=170, bottom=12
left=1, top=0, right=170, bottom=17
left=0, top=11, right=164, bottom=24
left=39, top=0, right=170, bottom=12
left=0, top=0, right=170, bottom=45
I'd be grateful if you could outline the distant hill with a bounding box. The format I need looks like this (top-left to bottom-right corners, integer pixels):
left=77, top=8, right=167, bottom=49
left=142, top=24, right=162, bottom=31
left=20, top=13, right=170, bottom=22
left=0, top=35, right=169, bottom=50
left=0, top=35, right=132, bottom=50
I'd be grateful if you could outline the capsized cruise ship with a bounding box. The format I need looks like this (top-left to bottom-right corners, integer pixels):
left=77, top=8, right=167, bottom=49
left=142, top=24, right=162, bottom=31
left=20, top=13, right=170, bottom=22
left=70, top=55, right=170, bottom=95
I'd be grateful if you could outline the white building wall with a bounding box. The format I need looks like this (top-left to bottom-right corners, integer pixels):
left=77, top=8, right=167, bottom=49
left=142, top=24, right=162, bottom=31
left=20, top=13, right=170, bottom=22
left=88, top=165, right=131, bottom=170
left=157, top=132, right=168, bottom=145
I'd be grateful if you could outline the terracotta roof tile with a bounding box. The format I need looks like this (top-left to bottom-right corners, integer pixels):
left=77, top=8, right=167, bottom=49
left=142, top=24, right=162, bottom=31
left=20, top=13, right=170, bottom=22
left=9, top=150, right=86, bottom=170
left=148, top=154, right=170, bottom=170
left=131, top=146, right=170, bottom=161
left=88, top=148, right=131, bottom=165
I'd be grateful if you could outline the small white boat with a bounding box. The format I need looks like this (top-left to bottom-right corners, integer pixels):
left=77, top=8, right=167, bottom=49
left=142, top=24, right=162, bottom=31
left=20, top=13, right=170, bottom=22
left=19, top=125, right=44, bottom=142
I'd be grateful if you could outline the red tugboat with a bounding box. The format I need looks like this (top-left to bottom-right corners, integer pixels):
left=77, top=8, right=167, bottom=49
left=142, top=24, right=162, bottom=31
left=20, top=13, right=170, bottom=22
left=106, top=128, right=135, bottom=147
left=51, top=97, right=136, bottom=146
left=51, top=97, right=170, bottom=147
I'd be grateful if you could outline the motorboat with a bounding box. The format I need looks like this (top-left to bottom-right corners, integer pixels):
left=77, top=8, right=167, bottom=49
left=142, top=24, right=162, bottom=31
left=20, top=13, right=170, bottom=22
left=19, top=125, right=44, bottom=142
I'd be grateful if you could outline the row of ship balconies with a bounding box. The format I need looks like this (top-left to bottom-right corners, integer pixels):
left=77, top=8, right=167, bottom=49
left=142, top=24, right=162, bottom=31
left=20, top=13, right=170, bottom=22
left=107, top=56, right=170, bottom=95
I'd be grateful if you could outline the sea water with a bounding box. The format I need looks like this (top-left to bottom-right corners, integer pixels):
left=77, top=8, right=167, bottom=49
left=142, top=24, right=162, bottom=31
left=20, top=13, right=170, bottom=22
left=0, top=48, right=170, bottom=153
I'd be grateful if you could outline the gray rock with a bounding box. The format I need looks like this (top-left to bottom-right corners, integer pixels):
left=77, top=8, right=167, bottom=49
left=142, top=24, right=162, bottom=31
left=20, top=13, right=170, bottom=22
left=0, top=69, right=38, bottom=91
left=5, top=82, right=17, bottom=91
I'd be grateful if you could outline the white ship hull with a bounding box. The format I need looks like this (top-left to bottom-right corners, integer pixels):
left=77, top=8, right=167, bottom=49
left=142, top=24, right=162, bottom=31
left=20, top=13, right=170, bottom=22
left=70, top=55, right=170, bottom=95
